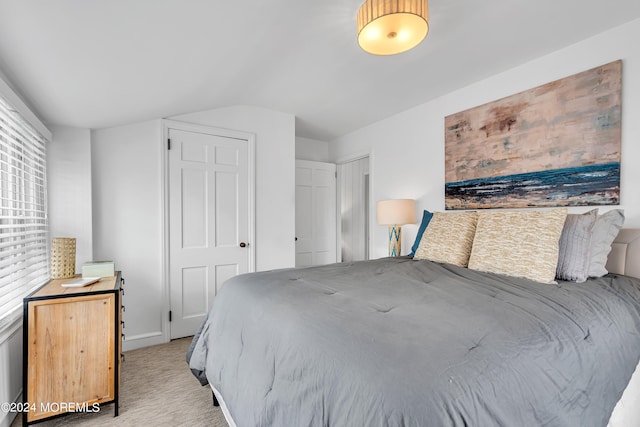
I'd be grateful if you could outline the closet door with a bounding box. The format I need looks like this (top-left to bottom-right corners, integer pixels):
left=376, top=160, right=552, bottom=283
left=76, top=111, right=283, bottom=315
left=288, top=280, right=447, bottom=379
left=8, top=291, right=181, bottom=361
left=168, top=127, right=252, bottom=339
left=338, top=157, right=370, bottom=262
left=295, top=160, right=337, bottom=267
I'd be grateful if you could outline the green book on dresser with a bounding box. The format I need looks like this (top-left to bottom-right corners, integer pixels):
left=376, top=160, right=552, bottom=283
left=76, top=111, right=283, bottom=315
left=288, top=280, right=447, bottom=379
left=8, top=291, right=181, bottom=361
left=82, top=260, right=115, bottom=278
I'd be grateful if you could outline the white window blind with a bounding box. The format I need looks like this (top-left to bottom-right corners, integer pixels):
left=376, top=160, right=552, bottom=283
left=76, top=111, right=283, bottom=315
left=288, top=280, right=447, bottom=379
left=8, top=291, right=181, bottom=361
left=0, top=93, right=48, bottom=324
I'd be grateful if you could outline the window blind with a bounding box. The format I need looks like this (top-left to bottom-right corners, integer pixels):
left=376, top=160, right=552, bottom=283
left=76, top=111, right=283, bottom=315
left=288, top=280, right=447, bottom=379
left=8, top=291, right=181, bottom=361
left=0, top=94, right=48, bottom=325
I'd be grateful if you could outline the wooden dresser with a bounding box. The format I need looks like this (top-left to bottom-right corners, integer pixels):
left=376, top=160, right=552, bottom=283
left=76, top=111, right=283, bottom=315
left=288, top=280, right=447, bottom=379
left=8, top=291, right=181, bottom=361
left=22, top=272, right=124, bottom=425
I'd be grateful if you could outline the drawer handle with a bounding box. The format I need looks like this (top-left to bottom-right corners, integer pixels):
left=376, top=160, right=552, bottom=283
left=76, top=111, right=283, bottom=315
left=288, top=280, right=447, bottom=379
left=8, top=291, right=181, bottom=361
left=122, top=305, right=125, bottom=312
left=121, top=320, right=125, bottom=329
left=122, top=333, right=126, bottom=341
left=121, top=353, right=125, bottom=362
left=120, top=288, right=125, bottom=295
left=121, top=277, right=125, bottom=285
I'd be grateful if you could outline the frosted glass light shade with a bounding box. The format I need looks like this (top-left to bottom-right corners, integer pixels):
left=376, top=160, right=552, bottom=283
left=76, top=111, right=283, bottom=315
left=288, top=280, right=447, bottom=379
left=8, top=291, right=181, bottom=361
left=377, top=199, right=416, bottom=225
left=357, top=0, right=429, bottom=55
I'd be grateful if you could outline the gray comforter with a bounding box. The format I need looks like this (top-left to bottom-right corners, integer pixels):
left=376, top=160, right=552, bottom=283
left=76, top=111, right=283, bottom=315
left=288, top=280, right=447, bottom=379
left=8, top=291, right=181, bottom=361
left=188, top=257, right=640, bottom=426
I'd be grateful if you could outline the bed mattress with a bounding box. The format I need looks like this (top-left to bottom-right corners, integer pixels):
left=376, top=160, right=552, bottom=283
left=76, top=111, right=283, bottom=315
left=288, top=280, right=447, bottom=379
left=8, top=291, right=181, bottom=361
left=189, top=257, right=640, bottom=426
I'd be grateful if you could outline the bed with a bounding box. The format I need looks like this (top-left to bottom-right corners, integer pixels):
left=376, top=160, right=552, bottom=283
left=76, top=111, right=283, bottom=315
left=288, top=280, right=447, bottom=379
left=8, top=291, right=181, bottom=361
left=188, top=226, right=640, bottom=427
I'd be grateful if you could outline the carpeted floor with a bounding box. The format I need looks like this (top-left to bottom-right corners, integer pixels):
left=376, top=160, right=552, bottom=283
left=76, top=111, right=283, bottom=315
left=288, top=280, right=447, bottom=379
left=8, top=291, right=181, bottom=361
left=11, top=337, right=229, bottom=427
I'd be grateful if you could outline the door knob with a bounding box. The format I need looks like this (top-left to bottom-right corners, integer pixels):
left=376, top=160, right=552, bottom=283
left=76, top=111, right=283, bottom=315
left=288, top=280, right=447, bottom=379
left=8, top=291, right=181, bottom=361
left=239, top=242, right=247, bottom=248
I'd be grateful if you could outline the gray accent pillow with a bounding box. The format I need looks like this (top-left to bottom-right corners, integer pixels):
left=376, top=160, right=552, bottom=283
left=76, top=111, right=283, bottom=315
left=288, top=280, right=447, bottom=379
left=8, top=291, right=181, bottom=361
left=588, top=209, right=625, bottom=277
left=556, top=209, right=598, bottom=282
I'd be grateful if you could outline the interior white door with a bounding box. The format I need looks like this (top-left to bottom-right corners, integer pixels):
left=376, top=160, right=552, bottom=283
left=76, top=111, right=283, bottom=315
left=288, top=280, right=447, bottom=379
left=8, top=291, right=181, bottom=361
left=169, top=127, right=251, bottom=339
left=295, top=160, right=337, bottom=267
left=338, top=157, right=370, bottom=262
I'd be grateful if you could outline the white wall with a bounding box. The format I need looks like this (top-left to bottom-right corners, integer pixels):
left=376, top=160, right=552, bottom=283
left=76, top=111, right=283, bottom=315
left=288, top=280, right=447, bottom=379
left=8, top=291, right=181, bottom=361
left=330, top=18, right=640, bottom=260
left=48, top=126, right=93, bottom=272
left=172, top=105, right=296, bottom=271
left=296, top=136, right=330, bottom=162
left=0, top=325, right=21, bottom=427
left=92, top=120, right=165, bottom=351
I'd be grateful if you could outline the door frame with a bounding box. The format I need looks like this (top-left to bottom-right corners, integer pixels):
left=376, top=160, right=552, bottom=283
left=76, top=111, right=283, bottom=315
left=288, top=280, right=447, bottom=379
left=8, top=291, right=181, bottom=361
left=161, top=119, right=256, bottom=343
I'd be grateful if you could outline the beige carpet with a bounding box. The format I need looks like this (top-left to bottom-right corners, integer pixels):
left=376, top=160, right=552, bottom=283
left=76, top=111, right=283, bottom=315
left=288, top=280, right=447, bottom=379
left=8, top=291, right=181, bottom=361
left=12, top=338, right=229, bottom=427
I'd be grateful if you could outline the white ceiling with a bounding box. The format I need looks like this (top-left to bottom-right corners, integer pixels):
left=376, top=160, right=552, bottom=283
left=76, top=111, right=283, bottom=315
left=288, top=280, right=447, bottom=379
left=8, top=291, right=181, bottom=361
left=0, top=0, right=639, bottom=141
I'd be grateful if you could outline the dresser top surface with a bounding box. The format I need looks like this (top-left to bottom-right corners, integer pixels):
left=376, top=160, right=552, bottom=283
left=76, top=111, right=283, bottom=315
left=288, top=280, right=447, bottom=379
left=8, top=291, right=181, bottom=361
left=28, top=272, right=121, bottom=299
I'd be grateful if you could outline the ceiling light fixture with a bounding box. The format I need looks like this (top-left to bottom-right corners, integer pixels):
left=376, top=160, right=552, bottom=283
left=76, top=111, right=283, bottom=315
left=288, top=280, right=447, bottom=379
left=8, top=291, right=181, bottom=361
left=357, top=0, right=429, bottom=56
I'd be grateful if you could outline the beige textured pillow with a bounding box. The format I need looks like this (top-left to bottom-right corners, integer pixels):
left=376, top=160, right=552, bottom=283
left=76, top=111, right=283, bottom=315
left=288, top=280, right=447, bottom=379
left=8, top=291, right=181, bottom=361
left=468, top=209, right=568, bottom=284
left=414, top=211, right=478, bottom=267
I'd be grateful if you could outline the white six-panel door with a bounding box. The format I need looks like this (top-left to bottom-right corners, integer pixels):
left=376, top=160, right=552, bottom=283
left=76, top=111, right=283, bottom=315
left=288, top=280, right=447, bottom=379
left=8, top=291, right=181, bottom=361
left=168, top=127, right=251, bottom=339
left=295, top=160, right=337, bottom=267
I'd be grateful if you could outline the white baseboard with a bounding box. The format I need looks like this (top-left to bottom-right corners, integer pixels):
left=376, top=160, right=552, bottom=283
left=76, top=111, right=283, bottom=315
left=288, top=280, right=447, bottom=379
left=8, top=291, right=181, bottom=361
left=122, top=331, right=165, bottom=351
left=0, top=315, right=22, bottom=427
left=0, top=391, right=21, bottom=427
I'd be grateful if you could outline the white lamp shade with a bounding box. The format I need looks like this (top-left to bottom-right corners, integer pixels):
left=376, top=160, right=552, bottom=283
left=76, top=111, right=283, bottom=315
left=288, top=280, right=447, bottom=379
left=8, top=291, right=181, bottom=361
left=377, top=199, right=416, bottom=225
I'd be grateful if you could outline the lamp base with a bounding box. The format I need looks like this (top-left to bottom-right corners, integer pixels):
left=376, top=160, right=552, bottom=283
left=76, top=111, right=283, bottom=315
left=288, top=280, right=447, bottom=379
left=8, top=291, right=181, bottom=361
left=388, top=226, right=402, bottom=256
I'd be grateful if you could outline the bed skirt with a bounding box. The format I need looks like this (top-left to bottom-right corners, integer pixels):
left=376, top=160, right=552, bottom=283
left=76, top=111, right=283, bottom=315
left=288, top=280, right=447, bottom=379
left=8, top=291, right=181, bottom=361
left=211, top=383, right=237, bottom=427
left=608, top=356, right=640, bottom=427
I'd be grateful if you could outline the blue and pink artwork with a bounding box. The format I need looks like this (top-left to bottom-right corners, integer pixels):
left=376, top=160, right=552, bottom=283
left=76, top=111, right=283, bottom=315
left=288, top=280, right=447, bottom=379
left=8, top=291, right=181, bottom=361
left=444, top=60, right=621, bottom=210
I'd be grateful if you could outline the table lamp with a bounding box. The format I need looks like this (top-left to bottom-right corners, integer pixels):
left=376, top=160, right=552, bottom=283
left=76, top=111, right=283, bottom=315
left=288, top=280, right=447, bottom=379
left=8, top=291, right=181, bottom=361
left=377, top=199, right=416, bottom=256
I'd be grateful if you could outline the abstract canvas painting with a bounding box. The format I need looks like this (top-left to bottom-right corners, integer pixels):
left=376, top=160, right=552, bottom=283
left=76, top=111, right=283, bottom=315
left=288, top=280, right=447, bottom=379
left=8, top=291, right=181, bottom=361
left=444, top=60, right=621, bottom=210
